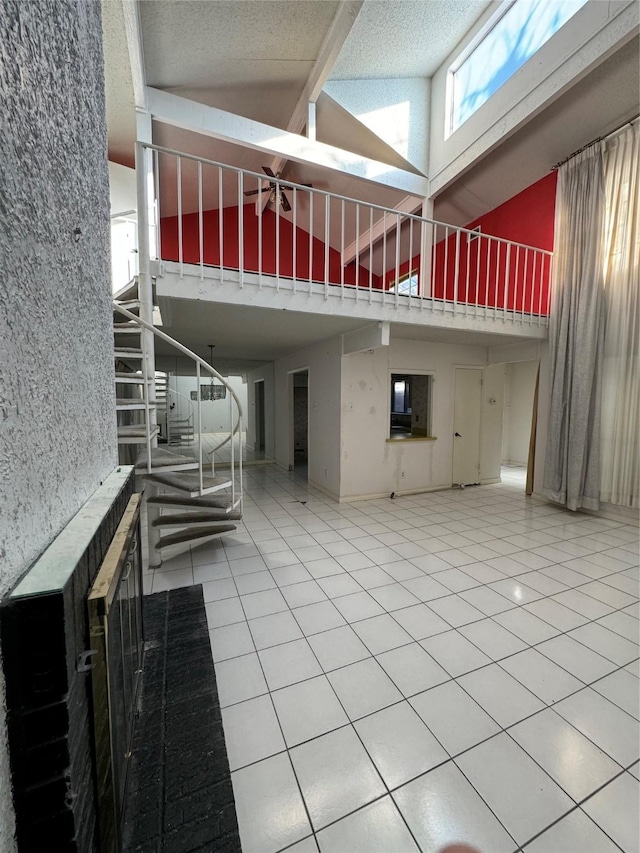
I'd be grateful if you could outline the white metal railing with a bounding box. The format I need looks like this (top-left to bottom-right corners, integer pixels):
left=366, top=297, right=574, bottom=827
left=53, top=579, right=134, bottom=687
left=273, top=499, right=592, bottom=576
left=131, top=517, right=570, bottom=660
left=144, top=143, right=553, bottom=326
left=113, top=302, right=243, bottom=512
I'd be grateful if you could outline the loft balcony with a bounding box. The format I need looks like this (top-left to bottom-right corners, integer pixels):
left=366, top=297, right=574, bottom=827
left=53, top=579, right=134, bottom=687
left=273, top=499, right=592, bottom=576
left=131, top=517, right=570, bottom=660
left=144, top=145, right=553, bottom=340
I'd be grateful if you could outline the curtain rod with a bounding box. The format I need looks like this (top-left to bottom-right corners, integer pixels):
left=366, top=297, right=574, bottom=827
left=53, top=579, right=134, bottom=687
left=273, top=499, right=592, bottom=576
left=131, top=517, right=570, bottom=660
left=551, top=114, right=639, bottom=171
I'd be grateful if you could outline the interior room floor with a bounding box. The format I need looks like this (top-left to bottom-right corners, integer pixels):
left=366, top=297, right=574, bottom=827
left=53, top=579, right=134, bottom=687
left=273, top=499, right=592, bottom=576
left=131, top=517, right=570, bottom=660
left=141, top=466, right=639, bottom=853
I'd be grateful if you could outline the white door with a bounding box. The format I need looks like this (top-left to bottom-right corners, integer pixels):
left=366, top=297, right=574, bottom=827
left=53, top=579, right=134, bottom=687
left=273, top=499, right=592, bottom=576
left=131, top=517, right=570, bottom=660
left=453, top=368, right=482, bottom=486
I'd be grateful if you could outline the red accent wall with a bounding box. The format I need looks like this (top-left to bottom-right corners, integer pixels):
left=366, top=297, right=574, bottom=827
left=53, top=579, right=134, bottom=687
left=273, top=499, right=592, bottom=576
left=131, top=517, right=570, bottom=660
left=160, top=204, right=382, bottom=289
left=384, top=172, right=557, bottom=314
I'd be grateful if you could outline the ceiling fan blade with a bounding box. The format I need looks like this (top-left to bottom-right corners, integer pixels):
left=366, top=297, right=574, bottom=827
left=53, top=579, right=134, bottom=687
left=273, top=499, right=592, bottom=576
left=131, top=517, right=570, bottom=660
left=280, top=191, right=292, bottom=212
left=262, top=166, right=276, bottom=178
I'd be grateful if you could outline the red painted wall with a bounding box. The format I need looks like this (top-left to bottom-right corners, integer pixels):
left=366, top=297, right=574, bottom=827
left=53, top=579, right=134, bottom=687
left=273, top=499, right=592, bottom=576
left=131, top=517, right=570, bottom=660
left=384, top=172, right=557, bottom=314
left=160, top=204, right=382, bottom=289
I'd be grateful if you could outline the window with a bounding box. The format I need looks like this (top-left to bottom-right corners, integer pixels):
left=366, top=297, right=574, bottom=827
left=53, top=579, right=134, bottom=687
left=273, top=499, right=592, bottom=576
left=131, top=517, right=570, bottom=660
left=448, top=0, right=588, bottom=135
left=389, top=269, right=419, bottom=296
left=199, top=384, right=227, bottom=401
left=390, top=373, right=432, bottom=438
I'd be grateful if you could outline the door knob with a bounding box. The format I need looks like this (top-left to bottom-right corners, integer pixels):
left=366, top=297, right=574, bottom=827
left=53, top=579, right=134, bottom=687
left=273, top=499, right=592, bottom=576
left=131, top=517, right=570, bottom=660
left=454, top=432, right=461, bottom=437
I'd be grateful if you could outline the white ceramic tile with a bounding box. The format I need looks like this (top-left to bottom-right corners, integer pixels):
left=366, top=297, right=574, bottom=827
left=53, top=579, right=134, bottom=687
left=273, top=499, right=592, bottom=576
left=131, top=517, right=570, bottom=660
left=458, top=585, right=515, bottom=616
left=327, top=657, right=403, bottom=720
left=221, top=694, right=285, bottom=770
left=316, top=795, right=419, bottom=853
left=554, top=687, right=640, bottom=766
left=377, top=642, right=449, bottom=697
left=409, top=553, right=452, bottom=574
left=383, top=561, right=426, bottom=582
left=550, top=588, right=614, bottom=620
left=500, top=648, right=583, bottom=704
left=525, top=808, right=622, bottom=853
left=290, top=726, right=386, bottom=831
left=234, top=570, right=277, bottom=595
left=598, top=610, right=640, bottom=643
left=392, top=603, right=451, bottom=640
left=432, top=567, right=480, bottom=592
left=488, top=577, right=542, bottom=605
left=263, top=550, right=300, bottom=570
left=335, top=552, right=375, bottom=571
left=354, top=701, right=448, bottom=788
left=492, top=607, right=560, bottom=645
left=229, top=554, right=269, bottom=576
left=394, top=760, right=516, bottom=853
left=368, top=583, right=421, bottom=611
left=591, top=668, right=640, bottom=720
left=191, top=543, right=227, bottom=568
left=209, top=621, right=255, bottom=662
left=280, top=580, right=327, bottom=608
left=524, top=598, right=588, bottom=632
left=456, top=732, right=573, bottom=845
left=240, top=587, right=288, bottom=619
left=459, top=618, right=528, bottom=660
left=411, top=680, right=500, bottom=756
left=580, top=580, right=637, bottom=609
left=225, top=543, right=259, bottom=561
left=293, top=600, right=347, bottom=635
left=201, top=577, right=238, bottom=603
left=352, top=613, right=414, bottom=655
left=294, top=544, right=329, bottom=563
left=193, top=560, right=232, bottom=582
left=458, top=664, right=545, bottom=727
left=258, top=638, right=322, bottom=690
left=349, top=566, right=394, bottom=589
left=270, top=563, right=313, bottom=587
left=215, top=652, right=268, bottom=707
left=427, top=594, right=487, bottom=627
left=232, top=752, right=312, bottom=853
left=420, top=630, right=492, bottom=677
left=307, top=625, right=370, bottom=671
left=330, top=592, right=387, bottom=628
left=626, top=659, right=640, bottom=677
left=569, top=622, right=640, bottom=665
left=271, top=674, right=348, bottom=747
left=603, top=573, right=640, bottom=596
left=510, top=707, right=622, bottom=802
left=582, top=772, right=640, bottom=853
left=249, top=611, right=304, bottom=650
left=315, top=573, right=362, bottom=598
left=152, top=567, right=194, bottom=592
left=536, top=634, right=617, bottom=683
left=400, top=575, right=451, bottom=602
left=205, top=597, right=245, bottom=629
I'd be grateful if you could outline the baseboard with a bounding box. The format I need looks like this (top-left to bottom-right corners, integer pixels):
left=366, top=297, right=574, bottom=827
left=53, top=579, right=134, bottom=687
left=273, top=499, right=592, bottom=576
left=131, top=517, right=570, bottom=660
left=480, top=477, right=501, bottom=485
left=307, top=478, right=340, bottom=502
left=337, top=483, right=453, bottom=503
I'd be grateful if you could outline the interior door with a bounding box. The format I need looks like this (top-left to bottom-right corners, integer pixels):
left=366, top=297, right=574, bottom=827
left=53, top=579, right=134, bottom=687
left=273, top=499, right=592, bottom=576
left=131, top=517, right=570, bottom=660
left=453, top=368, right=482, bottom=486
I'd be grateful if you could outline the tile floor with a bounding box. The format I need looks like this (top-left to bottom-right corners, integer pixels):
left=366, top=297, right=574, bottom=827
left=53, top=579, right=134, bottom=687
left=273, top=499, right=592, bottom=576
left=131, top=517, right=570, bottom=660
left=142, top=466, right=639, bottom=853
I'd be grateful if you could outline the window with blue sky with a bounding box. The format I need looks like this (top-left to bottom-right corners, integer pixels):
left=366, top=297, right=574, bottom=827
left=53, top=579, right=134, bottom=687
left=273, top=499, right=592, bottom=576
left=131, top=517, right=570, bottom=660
left=449, top=0, right=589, bottom=134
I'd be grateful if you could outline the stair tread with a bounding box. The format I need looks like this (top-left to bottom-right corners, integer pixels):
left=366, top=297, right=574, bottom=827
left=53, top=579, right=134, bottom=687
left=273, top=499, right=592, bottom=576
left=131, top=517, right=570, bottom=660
left=116, top=398, right=156, bottom=406
left=147, top=495, right=236, bottom=510
left=114, top=347, right=144, bottom=356
left=117, top=424, right=159, bottom=438
left=158, top=524, right=236, bottom=548
left=145, top=471, right=231, bottom=494
left=152, top=512, right=242, bottom=526
left=135, top=447, right=197, bottom=470
left=115, top=372, right=145, bottom=383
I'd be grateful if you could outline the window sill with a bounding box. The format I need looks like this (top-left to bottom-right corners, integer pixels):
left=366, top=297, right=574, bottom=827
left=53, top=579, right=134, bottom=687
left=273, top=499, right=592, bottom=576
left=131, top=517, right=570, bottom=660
left=386, top=435, right=437, bottom=443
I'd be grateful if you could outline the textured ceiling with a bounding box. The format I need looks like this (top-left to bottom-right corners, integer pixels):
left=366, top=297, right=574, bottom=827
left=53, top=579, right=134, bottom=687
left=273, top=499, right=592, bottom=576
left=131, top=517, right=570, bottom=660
left=329, top=0, right=495, bottom=80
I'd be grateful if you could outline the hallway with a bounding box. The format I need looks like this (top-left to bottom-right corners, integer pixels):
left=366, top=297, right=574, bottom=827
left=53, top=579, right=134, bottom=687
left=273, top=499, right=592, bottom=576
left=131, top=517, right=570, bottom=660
left=143, top=466, right=639, bottom=853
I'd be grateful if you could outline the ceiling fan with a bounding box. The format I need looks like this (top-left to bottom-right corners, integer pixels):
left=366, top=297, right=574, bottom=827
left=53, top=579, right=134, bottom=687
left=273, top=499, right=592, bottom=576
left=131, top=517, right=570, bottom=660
left=244, top=166, right=312, bottom=212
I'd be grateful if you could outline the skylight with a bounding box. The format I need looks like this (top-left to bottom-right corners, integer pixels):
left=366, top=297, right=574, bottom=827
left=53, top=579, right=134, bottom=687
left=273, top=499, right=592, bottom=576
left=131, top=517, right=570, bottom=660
left=449, top=0, right=589, bottom=135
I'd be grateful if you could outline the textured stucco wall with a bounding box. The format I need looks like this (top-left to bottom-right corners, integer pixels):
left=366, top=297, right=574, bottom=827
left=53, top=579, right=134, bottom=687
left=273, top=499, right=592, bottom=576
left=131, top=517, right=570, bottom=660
left=0, top=1, right=116, bottom=847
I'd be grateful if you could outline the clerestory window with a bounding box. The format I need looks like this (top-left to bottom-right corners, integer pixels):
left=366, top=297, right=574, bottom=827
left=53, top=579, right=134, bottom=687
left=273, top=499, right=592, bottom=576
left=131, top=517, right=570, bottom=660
left=448, top=0, right=588, bottom=136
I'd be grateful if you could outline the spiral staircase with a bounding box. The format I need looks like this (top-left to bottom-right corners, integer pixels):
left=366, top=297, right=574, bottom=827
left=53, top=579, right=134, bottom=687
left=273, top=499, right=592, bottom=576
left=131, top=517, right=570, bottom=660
left=113, top=279, right=243, bottom=568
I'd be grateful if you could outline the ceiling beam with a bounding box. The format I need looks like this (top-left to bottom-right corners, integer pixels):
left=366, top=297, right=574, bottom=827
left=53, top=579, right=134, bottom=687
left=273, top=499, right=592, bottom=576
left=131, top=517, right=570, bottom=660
left=147, top=88, right=430, bottom=197
left=261, top=1, right=363, bottom=208
left=341, top=195, right=423, bottom=265
left=122, top=0, right=147, bottom=111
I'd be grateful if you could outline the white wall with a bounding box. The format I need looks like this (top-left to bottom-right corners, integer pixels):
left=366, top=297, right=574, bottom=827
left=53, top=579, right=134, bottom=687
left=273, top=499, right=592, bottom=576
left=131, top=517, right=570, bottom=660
left=480, top=362, right=506, bottom=482
left=340, top=339, right=493, bottom=500
left=172, top=374, right=247, bottom=433
left=0, top=2, right=116, bottom=847
left=429, top=0, right=638, bottom=194
left=502, top=360, right=539, bottom=465
left=109, top=162, right=138, bottom=292
left=274, top=336, right=343, bottom=497
left=246, top=363, right=276, bottom=459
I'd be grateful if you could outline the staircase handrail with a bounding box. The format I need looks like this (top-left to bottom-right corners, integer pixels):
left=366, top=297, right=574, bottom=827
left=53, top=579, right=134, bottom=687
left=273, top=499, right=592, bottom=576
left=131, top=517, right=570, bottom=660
left=113, top=301, right=243, bottom=502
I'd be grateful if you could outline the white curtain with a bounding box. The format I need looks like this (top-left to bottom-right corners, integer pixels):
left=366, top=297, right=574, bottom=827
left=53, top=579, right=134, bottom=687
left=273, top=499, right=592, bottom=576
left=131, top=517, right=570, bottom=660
left=543, top=144, right=606, bottom=511
left=599, top=123, right=639, bottom=508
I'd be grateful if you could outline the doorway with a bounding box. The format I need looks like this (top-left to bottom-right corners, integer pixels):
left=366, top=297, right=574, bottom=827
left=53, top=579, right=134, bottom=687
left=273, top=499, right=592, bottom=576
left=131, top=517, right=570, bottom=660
left=254, top=380, right=265, bottom=453
left=452, top=368, right=482, bottom=486
left=288, top=369, right=309, bottom=473
left=501, top=360, right=539, bottom=492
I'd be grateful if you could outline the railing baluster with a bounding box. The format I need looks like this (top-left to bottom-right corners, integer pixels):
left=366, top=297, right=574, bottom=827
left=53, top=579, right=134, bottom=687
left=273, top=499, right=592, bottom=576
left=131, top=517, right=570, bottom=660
left=394, top=213, right=400, bottom=308
left=153, top=148, right=160, bottom=263
left=494, top=240, right=500, bottom=314
left=196, top=362, right=203, bottom=495
left=503, top=243, right=511, bottom=322
left=292, top=187, right=297, bottom=293
left=474, top=229, right=481, bottom=314
left=218, top=166, right=224, bottom=282
left=258, top=179, right=263, bottom=288
left=340, top=199, right=345, bottom=299
left=324, top=195, right=330, bottom=299
left=408, top=215, right=414, bottom=309
left=238, top=172, right=244, bottom=287
left=382, top=211, right=387, bottom=305
left=229, top=380, right=234, bottom=507
left=453, top=230, right=460, bottom=314
left=368, top=207, right=373, bottom=303
left=198, top=161, right=203, bottom=279
left=275, top=178, right=280, bottom=290
left=464, top=231, right=470, bottom=315
left=484, top=236, right=490, bottom=318
left=355, top=204, right=360, bottom=301
left=308, top=191, right=313, bottom=292
left=177, top=156, right=183, bottom=278
left=443, top=226, right=449, bottom=309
